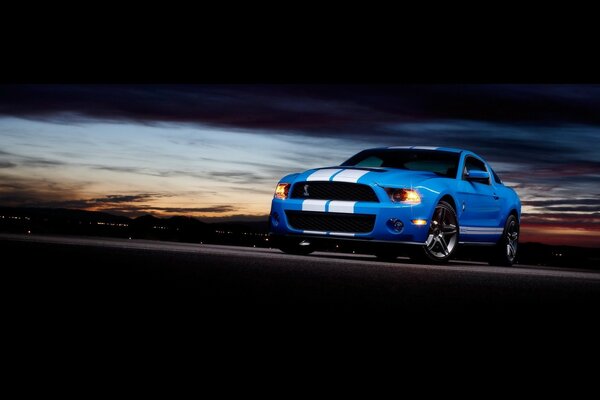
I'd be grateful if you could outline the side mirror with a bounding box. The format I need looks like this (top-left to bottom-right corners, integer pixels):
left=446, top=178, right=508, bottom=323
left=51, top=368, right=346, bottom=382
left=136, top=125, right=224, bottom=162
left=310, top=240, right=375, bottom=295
left=466, top=169, right=490, bottom=181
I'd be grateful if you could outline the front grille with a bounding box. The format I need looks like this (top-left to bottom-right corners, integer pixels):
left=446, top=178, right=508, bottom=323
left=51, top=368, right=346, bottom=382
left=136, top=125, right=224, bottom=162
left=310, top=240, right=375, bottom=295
left=290, top=181, right=379, bottom=202
left=285, top=211, right=375, bottom=233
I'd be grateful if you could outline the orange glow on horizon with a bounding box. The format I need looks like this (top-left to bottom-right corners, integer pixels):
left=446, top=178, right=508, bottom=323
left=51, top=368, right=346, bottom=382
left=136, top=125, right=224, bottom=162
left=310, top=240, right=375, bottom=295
left=520, top=223, right=600, bottom=248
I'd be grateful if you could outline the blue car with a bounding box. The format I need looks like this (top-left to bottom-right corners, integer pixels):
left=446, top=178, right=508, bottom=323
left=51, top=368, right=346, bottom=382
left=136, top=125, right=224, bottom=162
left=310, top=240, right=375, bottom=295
left=269, top=146, right=521, bottom=265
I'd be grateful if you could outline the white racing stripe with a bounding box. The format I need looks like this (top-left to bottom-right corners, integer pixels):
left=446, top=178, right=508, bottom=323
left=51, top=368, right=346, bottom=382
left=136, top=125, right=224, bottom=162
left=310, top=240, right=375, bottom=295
left=460, top=226, right=504, bottom=234
left=332, top=169, right=370, bottom=183
left=461, top=227, right=503, bottom=231
left=301, top=230, right=355, bottom=237
left=302, top=199, right=328, bottom=212
left=306, top=169, right=342, bottom=181
left=328, top=201, right=356, bottom=213
left=328, top=232, right=356, bottom=237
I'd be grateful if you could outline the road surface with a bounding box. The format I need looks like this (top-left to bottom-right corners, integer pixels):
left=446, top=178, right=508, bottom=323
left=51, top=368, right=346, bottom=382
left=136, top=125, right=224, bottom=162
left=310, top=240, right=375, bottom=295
left=3, top=232, right=599, bottom=317
left=4, top=233, right=598, bottom=398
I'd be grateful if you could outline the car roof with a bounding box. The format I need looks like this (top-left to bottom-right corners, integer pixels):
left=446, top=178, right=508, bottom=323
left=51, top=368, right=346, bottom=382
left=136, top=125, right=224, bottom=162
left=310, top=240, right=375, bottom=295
left=377, top=146, right=464, bottom=153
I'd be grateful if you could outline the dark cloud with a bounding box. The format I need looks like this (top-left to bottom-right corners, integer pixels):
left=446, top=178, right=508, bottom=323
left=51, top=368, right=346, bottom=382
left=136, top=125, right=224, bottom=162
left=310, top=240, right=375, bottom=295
left=25, top=159, right=65, bottom=167
left=545, top=206, right=600, bottom=213
left=144, top=205, right=235, bottom=213
left=0, top=149, right=68, bottom=168
left=35, top=199, right=95, bottom=209
left=0, top=181, right=169, bottom=213
left=2, top=85, right=599, bottom=174
left=506, top=163, right=600, bottom=178
left=91, top=194, right=161, bottom=203
left=93, top=166, right=142, bottom=174
left=523, top=199, right=599, bottom=207
left=0, top=178, right=235, bottom=215
left=3, top=85, right=599, bottom=180
left=0, top=174, right=89, bottom=207
left=91, top=205, right=238, bottom=218
left=209, top=171, right=259, bottom=178
left=12, top=193, right=166, bottom=209
left=89, top=165, right=223, bottom=182
left=521, top=213, right=600, bottom=227
left=207, top=170, right=272, bottom=184
left=0, top=161, right=16, bottom=168
left=3, top=84, right=600, bottom=132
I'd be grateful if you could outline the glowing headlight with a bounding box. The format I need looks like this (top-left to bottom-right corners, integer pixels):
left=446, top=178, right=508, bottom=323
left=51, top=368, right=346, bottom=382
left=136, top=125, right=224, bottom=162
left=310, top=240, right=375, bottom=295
left=274, top=183, right=291, bottom=199
left=385, top=188, right=421, bottom=204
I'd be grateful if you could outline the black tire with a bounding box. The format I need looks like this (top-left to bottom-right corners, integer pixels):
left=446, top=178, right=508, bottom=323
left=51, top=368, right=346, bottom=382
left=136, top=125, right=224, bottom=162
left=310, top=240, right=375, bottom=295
left=411, top=200, right=459, bottom=264
left=278, top=239, right=314, bottom=255
left=489, top=214, right=519, bottom=266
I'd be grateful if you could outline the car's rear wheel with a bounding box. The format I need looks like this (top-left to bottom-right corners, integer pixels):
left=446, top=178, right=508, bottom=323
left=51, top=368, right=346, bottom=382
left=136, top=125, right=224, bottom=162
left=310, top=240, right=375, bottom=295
left=489, top=214, right=519, bottom=266
left=412, top=200, right=459, bottom=264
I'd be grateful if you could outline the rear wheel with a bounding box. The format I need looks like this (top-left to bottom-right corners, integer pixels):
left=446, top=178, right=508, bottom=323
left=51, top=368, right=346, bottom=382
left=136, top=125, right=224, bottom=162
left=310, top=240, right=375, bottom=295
left=412, top=201, right=459, bottom=264
left=489, top=214, right=519, bottom=266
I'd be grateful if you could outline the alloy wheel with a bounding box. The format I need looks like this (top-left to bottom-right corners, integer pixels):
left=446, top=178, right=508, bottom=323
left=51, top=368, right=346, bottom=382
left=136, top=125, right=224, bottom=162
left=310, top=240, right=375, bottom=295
left=506, top=219, right=519, bottom=263
left=424, top=203, right=458, bottom=260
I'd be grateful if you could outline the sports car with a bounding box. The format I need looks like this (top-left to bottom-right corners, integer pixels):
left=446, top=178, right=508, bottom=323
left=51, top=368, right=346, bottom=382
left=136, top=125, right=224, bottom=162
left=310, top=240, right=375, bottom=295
left=269, top=146, right=521, bottom=265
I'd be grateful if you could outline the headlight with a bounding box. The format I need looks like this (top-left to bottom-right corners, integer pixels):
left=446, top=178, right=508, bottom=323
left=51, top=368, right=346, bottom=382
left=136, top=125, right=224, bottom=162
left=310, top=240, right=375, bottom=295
left=274, top=183, right=291, bottom=199
left=384, top=188, right=421, bottom=204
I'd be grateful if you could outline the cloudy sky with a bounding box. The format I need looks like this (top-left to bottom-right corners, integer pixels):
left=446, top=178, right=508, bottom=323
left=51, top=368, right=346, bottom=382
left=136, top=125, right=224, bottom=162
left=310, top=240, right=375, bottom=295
left=1, top=84, right=599, bottom=247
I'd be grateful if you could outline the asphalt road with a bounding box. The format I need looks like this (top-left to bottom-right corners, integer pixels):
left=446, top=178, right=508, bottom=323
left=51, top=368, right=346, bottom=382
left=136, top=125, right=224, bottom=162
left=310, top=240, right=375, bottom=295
left=5, top=231, right=600, bottom=373
left=4, top=233, right=597, bottom=398
left=3, top=232, right=600, bottom=317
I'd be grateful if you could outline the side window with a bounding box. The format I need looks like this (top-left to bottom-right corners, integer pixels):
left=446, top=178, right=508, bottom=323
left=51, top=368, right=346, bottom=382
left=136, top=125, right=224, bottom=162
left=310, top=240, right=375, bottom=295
left=491, top=169, right=503, bottom=184
left=462, top=156, right=490, bottom=185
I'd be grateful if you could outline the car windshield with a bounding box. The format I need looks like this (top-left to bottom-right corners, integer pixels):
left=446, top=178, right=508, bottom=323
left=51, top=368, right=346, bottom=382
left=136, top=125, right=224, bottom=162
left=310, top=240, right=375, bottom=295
left=341, top=149, right=460, bottom=178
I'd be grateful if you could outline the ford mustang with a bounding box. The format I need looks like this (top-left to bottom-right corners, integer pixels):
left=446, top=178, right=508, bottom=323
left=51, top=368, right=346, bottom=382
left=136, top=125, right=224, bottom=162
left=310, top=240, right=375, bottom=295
left=269, top=146, right=521, bottom=265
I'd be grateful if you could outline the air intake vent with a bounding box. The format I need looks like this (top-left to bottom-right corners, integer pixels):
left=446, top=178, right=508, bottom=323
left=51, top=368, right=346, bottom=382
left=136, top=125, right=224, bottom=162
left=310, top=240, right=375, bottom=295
left=290, top=181, right=379, bottom=202
left=285, top=211, right=375, bottom=233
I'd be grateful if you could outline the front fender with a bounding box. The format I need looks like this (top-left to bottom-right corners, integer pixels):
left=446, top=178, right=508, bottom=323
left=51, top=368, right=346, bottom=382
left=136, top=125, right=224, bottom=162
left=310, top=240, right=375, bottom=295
left=414, top=178, right=457, bottom=216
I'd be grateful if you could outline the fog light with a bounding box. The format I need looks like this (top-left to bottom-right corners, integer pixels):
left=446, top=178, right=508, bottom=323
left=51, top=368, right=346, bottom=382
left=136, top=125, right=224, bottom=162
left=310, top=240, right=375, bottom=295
left=271, top=212, right=279, bottom=226
left=412, top=219, right=427, bottom=226
left=387, top=218, right=404, bottom=232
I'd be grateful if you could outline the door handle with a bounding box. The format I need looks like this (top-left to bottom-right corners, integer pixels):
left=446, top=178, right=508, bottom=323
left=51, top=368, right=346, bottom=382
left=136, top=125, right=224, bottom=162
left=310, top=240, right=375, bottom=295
left=493, top=193, right=499, bottom=200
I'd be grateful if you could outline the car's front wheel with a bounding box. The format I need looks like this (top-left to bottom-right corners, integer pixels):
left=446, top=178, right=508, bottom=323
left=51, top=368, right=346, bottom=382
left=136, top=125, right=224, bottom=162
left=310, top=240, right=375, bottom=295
left=412, top=200, right=459, bottom=264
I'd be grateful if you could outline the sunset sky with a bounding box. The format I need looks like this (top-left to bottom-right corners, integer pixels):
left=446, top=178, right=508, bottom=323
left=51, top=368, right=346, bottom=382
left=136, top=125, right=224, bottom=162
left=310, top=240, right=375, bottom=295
left=1, top=84, right=599, bottom=247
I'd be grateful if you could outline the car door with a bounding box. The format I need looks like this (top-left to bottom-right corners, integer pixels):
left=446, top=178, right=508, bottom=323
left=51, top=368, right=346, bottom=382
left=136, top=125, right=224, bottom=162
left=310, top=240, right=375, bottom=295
left=456, top=156, right=503, bottom=241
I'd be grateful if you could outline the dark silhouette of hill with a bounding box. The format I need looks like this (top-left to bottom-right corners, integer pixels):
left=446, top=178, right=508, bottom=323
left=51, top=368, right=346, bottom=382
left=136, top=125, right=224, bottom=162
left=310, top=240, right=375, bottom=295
left=0, top=206, right=268, bottom=246
left=0, top=206, right=597, bottom=268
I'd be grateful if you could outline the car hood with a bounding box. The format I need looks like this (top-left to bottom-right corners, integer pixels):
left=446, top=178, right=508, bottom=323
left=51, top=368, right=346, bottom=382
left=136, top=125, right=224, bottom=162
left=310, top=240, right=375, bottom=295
left=291, top=166, right=439, bottom=187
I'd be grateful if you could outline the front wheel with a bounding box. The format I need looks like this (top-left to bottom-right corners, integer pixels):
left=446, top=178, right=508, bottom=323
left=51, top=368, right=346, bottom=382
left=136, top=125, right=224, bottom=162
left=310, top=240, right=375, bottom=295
left=411, top=200, right=459, bottom=264
left=489, top=214, right=519, bottom=266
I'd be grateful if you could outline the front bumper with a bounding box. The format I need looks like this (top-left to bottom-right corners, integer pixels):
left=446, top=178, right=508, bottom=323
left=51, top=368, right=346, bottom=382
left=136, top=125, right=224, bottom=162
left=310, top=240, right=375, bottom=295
left=269, top=198, right=432, bottom=244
